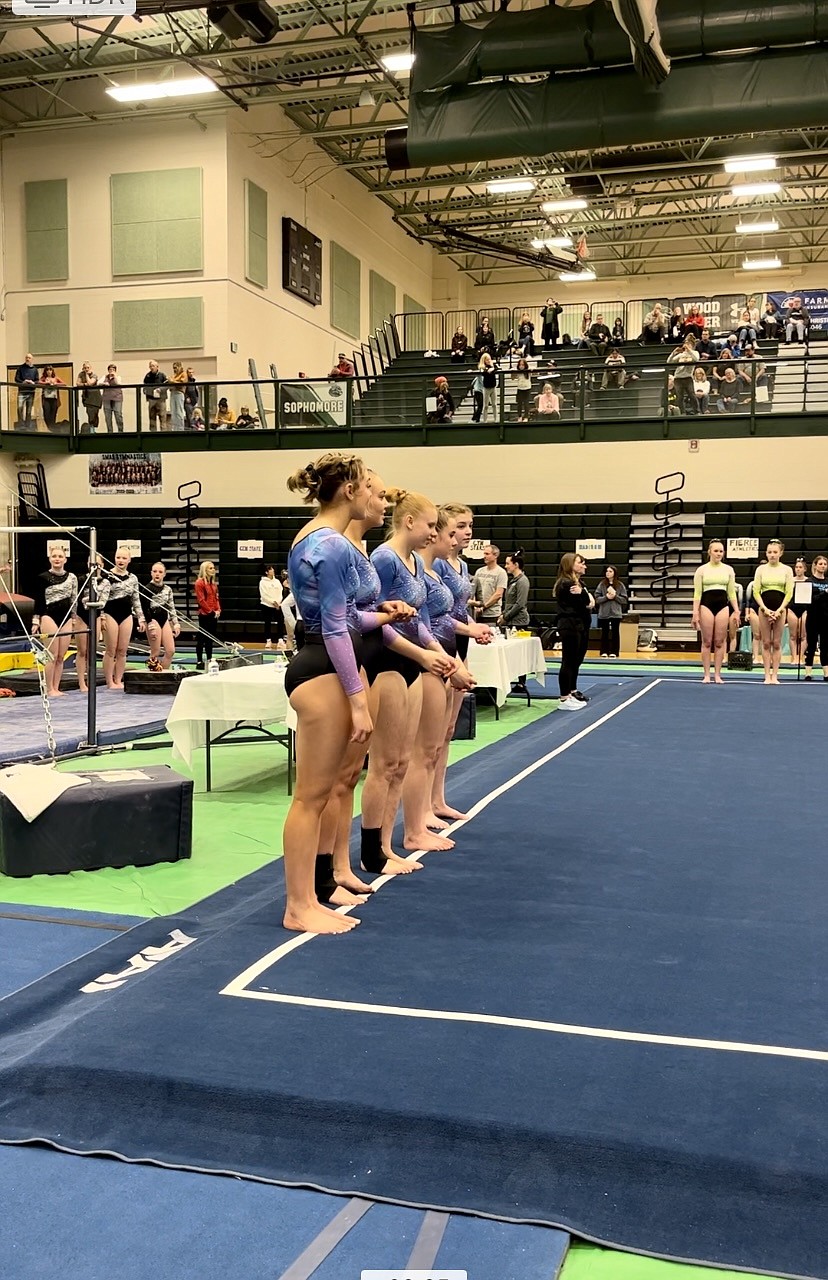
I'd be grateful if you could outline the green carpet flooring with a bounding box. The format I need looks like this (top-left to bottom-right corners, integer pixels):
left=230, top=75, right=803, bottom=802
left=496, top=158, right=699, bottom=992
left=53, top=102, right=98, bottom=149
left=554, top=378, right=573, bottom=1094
left=0, top=701, right=554, bottom=918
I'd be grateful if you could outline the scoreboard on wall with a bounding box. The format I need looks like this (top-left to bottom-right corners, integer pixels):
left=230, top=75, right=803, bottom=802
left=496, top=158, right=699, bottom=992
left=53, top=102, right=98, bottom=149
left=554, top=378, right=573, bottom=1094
left=282, top=217, right=322, bottom=306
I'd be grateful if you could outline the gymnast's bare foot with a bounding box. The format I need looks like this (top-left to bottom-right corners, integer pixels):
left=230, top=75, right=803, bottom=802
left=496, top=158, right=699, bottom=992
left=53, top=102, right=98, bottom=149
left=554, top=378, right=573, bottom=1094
left=426, top=812, right=449, bottom=830
left=283, top=903, right=359, bottom=934
left=404, top=831, right=455, bottom=852
left=378, top=848, right=423, bottom=873
left=337, top=872, right=375, bottom=895
left=701, top=676, right=711, bottom=684
left=433, top=804, right=469, bottom=821
left=328, top=885, right=369, bottom=907
left=49, top=689, right=65, bottom=697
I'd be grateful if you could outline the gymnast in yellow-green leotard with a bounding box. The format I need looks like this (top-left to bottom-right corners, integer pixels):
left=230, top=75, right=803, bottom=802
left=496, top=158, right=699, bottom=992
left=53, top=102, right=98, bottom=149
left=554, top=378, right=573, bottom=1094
left=692, top=540, right=739, bottom=684
left=752, top=539, right=794, bottom=684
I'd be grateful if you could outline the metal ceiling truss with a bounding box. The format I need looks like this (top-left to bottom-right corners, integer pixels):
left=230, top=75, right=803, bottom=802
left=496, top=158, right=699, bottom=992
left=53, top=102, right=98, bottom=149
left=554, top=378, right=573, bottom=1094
left=0, top=2, right=826, bottom=280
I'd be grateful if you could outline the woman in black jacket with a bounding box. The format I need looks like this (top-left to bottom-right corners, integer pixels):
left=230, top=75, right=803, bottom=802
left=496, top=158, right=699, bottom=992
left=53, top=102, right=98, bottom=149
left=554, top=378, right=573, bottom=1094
left=540, top=298, right=563, bottom=346
left=554, top=552, right=593, bottom=710
left=474, top=318, right=497, bottom=358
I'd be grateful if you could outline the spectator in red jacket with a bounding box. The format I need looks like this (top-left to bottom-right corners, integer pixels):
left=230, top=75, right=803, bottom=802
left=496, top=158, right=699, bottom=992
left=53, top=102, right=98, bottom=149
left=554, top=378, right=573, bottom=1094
left=194, top=560, right=221, bottom=667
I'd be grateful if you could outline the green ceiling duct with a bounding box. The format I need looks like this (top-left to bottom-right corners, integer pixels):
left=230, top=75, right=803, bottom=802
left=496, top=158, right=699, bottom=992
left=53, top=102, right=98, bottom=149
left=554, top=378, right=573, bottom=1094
left=386, top=47, right=828, bottom=170
left=410, top=0, right=828, bottom=94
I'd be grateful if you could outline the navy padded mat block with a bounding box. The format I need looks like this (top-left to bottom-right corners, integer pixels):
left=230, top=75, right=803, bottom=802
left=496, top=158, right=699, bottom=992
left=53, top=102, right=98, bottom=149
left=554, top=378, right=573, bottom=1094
left=0, top=765, right=192, bottom=876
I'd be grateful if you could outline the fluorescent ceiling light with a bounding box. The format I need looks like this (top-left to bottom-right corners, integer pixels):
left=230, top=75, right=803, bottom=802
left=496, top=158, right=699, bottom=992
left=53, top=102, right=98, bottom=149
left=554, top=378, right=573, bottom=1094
left=107, top=75, right=219, bottom=102
left=742, top=256, right=782, bottom=270
left=380, top=51, right=414, bottom=73
left=542, top=198, right=588, bottom=213
left=487, top=178, right=536, bottom=194
left=531, top=236, right=573, bottom=249
left=735, top=220, right=779, bottom=235
left=731, top=181, right=781, bottom=198
left=559, top=268, right=596, bottom=282
left=724, top=155, right=777, bottom=174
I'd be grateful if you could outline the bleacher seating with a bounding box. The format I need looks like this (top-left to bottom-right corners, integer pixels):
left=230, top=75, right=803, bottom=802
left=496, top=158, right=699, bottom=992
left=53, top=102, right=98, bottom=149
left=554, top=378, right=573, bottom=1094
left=354, top=338, right=788, bottom=429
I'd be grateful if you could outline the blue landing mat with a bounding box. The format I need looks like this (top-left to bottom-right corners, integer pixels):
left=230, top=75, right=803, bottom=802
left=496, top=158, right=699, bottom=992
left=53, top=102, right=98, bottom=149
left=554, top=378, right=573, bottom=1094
left=0, top=681, right=826, bottom=1279
left=0, top=917, right=127, bottom=999
left=0, top=687, right=174, bottom=762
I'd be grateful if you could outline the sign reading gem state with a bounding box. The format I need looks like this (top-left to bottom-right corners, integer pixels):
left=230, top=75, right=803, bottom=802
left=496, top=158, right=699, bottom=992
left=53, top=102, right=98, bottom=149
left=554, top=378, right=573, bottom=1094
left=237, top=540, right=264, bottom=560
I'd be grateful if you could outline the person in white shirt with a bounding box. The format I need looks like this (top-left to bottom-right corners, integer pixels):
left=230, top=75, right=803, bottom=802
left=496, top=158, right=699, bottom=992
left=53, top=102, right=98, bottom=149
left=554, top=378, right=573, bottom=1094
left=259, top=563, right=283, bottom=647
left=471, top=545, right=508, bottom=623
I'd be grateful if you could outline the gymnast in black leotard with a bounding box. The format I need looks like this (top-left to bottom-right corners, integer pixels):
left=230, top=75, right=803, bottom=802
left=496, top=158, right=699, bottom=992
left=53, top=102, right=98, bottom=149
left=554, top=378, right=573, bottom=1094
left=96, top=549, right=145, bottom=690
left=692, top=540, right=739, bottom=683
left=31, top=544, right=78, bottom=697
left=787, top=556, right=810, bottom=667
left=144, top=562, right=180, bottom=670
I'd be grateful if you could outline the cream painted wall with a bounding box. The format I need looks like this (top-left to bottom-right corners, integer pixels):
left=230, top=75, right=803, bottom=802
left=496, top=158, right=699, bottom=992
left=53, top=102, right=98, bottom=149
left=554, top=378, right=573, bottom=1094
left=0, top=108, right=457, bottom=390
left=40, top=435, right=828, bottom=512
left=223, top=108, right=437, bottom=382
left=1, top=120, right=230, bottom=384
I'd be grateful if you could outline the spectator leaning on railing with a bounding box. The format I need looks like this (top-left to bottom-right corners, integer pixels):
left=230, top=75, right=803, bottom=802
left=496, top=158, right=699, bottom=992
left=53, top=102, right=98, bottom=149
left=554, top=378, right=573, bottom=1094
left=143, top=359, right=168, bottom=432
left=14, top=353, right=38, bottom=427
left=101, top=364, right=124, bottom=433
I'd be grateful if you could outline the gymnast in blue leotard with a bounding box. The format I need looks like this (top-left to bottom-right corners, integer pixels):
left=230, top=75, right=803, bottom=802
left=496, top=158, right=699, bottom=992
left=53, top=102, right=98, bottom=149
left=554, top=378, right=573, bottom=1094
left=282, top=452, right=388, bottom=937
left=402, top=506, right=476, bottom=849
left=432, top=503, right=493, bottom=821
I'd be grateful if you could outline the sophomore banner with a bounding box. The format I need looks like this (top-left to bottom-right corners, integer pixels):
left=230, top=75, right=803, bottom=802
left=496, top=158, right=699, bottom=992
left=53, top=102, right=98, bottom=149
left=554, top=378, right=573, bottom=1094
left=279, top=380, right=348, bottom=429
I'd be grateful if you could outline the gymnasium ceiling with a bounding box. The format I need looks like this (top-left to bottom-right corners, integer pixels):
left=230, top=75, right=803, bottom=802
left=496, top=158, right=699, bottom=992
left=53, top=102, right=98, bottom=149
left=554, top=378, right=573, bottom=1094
left=0, top=0, right=827, bottom=285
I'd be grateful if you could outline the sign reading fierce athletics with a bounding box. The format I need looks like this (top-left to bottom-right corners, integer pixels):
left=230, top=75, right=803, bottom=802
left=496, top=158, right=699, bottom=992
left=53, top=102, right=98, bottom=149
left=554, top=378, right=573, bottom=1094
left=279, top=381, right=348, bottom=429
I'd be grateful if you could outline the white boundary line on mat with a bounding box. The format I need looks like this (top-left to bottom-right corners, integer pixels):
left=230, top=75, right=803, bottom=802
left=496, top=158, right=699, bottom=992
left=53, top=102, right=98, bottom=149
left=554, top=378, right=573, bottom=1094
left=220, top=678, right=828, bottom=1062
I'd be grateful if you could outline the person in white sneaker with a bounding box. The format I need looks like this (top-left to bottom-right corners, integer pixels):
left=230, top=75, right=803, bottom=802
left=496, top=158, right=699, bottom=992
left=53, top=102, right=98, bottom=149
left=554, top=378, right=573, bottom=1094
left=554, top=552, right=594, bottom=709
left=259, top=563, right=283, bottom=648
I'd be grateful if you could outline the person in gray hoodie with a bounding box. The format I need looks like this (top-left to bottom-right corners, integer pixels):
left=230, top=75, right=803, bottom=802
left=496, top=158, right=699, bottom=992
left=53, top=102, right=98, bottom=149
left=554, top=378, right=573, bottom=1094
left=593, top=564, right=628, bottom=657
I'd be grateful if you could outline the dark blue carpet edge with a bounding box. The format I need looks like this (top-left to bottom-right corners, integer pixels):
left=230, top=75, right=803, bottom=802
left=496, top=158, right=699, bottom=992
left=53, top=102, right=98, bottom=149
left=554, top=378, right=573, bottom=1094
left=1, top=679, right=815, bottom=1279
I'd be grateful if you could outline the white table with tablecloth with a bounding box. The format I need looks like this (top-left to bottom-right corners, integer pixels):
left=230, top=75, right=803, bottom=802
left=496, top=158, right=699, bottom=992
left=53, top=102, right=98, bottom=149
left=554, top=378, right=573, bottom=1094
left=467, top=634, right=546, bottom=710
left=166, top=663, right=291, bottom=790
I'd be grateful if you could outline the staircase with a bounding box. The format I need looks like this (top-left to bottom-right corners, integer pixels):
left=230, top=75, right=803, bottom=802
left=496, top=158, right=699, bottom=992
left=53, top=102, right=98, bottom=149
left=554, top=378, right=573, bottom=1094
left=770, top=345, right=828, bottom=413
left=628, top=511, right=705, bottom=643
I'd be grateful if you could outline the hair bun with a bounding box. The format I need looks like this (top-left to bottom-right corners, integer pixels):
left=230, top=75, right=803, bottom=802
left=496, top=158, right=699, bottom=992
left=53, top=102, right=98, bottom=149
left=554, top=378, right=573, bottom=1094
left=305, top=462, right=318, bottom=481
left=386, top=486, right=408, bottom=506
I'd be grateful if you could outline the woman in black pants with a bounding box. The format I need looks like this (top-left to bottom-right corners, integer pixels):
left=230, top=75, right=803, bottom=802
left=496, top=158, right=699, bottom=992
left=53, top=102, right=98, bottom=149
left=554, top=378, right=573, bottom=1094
left=593, top=564, right=628, bottom=658
left=804, top=553, right=828, bottom=680
left=554, top=552, right=593, bottom=710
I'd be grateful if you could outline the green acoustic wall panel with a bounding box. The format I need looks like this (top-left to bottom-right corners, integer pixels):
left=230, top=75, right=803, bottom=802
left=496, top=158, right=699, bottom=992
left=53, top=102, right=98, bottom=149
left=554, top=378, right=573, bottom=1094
left=112, top=297, right=204, bottom=351
left=331, top=241, right=361, bottom=339
left=25, top=179, right=68, bottom=282
left=369, top=269, right=395, bottom=333
left=28, top=304, right=70, bottom=355
left=402, top=294, right=427, bottom=347
left=111, top=168, right=203, bottom=275
left=245, top=180, right=268, bottom=288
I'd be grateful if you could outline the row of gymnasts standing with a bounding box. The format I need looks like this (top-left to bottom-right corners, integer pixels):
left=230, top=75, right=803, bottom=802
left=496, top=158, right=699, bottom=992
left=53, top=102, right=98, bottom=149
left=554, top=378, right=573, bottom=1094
left=281, top=452, right=492, bottom=936
left=691, top=537, right=828, bottom=684
left=31, top=547, right=186, bottom=692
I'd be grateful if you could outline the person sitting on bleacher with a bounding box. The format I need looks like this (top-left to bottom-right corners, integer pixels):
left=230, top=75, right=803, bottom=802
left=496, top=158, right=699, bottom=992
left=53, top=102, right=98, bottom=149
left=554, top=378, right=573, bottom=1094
left=785, top=297, right=809, bottom=345
left=601, top=349, right=627, bottom=390
left=695, top=328, right=717, bottom=360
left=536, top=382, right=561, bottom=419
left=725, top=334, right=743, bottom=359
left=474, top=318, right=497, bottom=358
left=683, top=304, right=706, bottom=339
left=212, top=397, right=236, bottom=429
left=641, top=304, right=667, bottom=344
left=668, top=306, right=685, bottom=342
left=428, top=376, right=455, bottom=423
left=234, top=405, right=259, bottom=429
left=587, top=314, right=612, bottom=359
left=450, top=327, right=468, bottom=362
left=666, top=374, right=680, bottom=416
left=761, top=300, right=783, bottom=340
left=692, top=366, right=711, bottom=414
left=610, top=316, right=625, bottom=346
left=517, top=312, right=536, bottom=357
left=716, top=367, right=743, bottom=413
left=737, top=308, right=759, bottom=347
